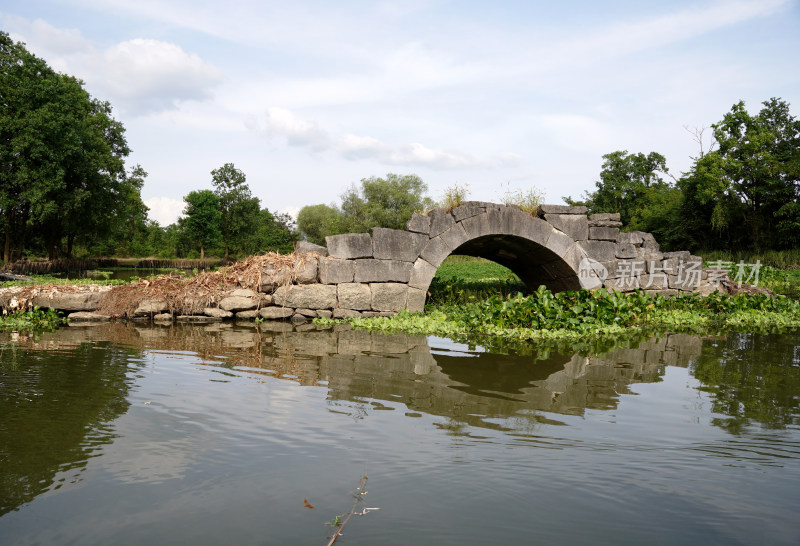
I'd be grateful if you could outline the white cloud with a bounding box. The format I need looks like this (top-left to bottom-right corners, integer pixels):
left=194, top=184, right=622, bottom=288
left=96, top=39, right=222, bottom=114
left=1, top=16, right=222, bottom=115
left=252, top=107, right=519, bottom=169
left=144, top=196, right=185, bottom=226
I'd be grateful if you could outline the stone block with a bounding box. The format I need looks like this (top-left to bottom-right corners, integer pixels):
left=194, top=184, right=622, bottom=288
left=603, top=259, right=646, bottom=280
left=260, top=307, right=294, bottom=320
left=429, top=208, right=456, bottom=237
left=235, top=310, right=260, bottom=320
left=370, top=283, right=409, bottom=312
left=153, top=313, right=173, bottom=322
left=589, top=213, right=621, bottom=222
left=546, top=228, right=574, bottom=257
left=406, top=213, right=431, bottom=234
left=337, top=283, right=372, bottom=310
left=668, top=274, right=701, bottom=291
left=333, top=308, right=362, bottom=319
left=133, top=299, right=169, bottom=315
left=291, top=313, right=308, bottom=324
left=419, top=235, right=452, bottom=268
left=579, top=240, right=617, bottom=263
left=319, top=257, right=355, bottom=284
left=68, top=311, right=111, bottom=321
left=354, top=259, right=413, bottom=283
left=439, top=222, right=469, bottom=251
left=604, top=276, right=641, bottom=291
left=460, top=208, right=501, bottom=240
left=177, top=315, right=221, bottom=322
left=406, top=287, right=427, bottom=313
left=273, top=284, right=337, bottom=309
left=219, top=295, right=257, bottom=312
left=617, top=232, right=644, bottom=245
left=561, top=242, right=586, bottom=273
left=372, top=227, right=427, bottom=262
left=590, top=226, right=620, bottom=241
left=317, top=309, right=333, bottom=319
left=326, top=232, right=373, bottom=259
left=640, top=272, right=669, bottom=290
left=451, top=205, right=485, bottom=222
left=204, top=307, right=233, bottom=319
left=544, top=214, right=588, bottom=241
left=295, top=241, right=328, bottom=256
left=260, top=263, right=293, bottom=292
left=295, top=308, right=318, bottom=317
left=409, top=258, right=437, bottom=290
left=230, top=288, right=258, bottom=298
left=294, top=256, right=319, bottom=283
left=589, top=220, right=623, bottom=227
left=537, top=204, right=588, bottom=215
left=616, top=243, right=637, bottom=259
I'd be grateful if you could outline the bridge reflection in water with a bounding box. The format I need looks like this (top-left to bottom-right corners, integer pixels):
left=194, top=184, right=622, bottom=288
left=6, top=322, right=702, bottom=431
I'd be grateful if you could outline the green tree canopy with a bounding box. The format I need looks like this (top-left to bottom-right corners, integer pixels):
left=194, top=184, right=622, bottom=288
left=211, top=162, right=262, bottom=259
left=340, top=173, right=433, bottom=232
left=0, top=31, right=136, bottom=260
left=296, top=204, right=342, bottom=245
left=182, top=190, right=222, bottom=261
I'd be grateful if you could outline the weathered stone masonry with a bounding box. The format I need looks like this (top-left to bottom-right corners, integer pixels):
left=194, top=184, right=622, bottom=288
left=0, top=202, right=728, bottom=322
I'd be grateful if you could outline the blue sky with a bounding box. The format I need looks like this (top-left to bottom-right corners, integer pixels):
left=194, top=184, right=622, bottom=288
left=2, top=0, right=799, bottom=225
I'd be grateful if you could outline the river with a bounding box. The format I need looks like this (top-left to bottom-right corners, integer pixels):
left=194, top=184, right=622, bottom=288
left=1, top=322, right=799, bottom=544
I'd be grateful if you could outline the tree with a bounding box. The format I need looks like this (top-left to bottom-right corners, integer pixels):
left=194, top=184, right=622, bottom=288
left=296, top=204, right=342, bottom=245
left=211, top=163, right=262, bottom=260
left=0, top=31, right=134, bottom=260
left=182, top=190, right=222, bottom=261
left=339, top=173, right=432, bottom=232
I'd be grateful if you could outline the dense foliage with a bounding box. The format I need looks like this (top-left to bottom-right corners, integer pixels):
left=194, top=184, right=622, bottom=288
left=297, top=173, right=433, bottom=243
left=0, top=31, right=146, bottom=261
left=568, top=97, right=800, bottom=253
left=0, top=308, right=68, bottom=332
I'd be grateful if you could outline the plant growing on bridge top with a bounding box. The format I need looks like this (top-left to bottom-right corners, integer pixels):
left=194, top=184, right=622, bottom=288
left=439, top=183, right=470, bottom=211
left=500, top=184, right=545, bottom=215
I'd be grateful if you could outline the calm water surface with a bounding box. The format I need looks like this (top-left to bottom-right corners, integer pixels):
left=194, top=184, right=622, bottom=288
left=1, top=323, right=799, bottom=545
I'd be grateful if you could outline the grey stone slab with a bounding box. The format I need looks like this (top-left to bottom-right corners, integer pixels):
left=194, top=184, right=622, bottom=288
left=439, top=222, right=468, bottom=252
left=319, top=257, right=355, bottom=284
left=406, top=287, right=427, bottom=313
left=616, top=243, right=637, bottom=259
left=560, top=242, right=585, bottom=273
left=409, top=258, right=437, bottom=290
left=603, top=259, right=646, bottom=280
left=68, top=311, right=111, bottom=322
left=177, top=315, right=221, bottom=322
left=406, top=213, right=431, bottom=234
left=294, top=256, right=319, bottom=283
left=419, top=235, right=452, bottom=268
left=590, top=226, right=620, bottom=241
left=219, top=295, right=257, bottom=312
left=273, top=284, right=337, bottom=309
left=589, top=220, right=623, bottom=227
left=547, top=228, right=575, bottom=258
left=451, top=205, right=485, bottom=222
left=354, top=259, right=413, bottom=283
left=372, top=227, right=427, bottom=262
left=337, top=283, right=372, bottom=310
left=589, top=213, right=621, bottom=222
left=295, top=241, right=328, bottom=256
left=640, top=272, right=669, bottom=290
left=370, top=283, right=409, bottom=312
left=295, top=308, right=318, bottom=317
left=204, top=307, right=234, bottom=319
left=616, top=232, right=643, bottom=245
left=326, top=232, right=373, bottom=259
left=544, top=214, right=589, bottom=241
left=604, top=276, right=641, bottom=291
left=428, top=208, right=455, bottom=237
left=235, top=310, right=260, bottom=320
left=260, top=307, right=294, bottom=320
left=537, top=204, right=588, bottom=215
left=333, top=308, right=362, bottom=318
left=317, top=309, right=333, bottom=319
left=134, top=299, right=169, bottom=315
left=579, top=240, right=617, bottom=263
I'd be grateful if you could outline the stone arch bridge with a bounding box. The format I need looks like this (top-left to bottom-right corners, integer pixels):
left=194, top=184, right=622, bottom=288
left=269, top=202, right=707, bottom=317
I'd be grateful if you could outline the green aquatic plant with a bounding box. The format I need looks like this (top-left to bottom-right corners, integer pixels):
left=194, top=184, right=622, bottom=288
left=0, top=308, right=68, bottom=332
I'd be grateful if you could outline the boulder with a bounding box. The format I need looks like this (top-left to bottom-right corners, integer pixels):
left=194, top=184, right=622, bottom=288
left=219, top=295, right=257, bottom=312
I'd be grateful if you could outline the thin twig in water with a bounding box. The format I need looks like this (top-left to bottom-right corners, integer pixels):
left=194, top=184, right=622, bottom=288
left=326, top=476, right=368, bottom=546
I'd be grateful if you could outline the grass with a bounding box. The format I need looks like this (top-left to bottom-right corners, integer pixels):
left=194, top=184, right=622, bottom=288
left=0, top=274, right=127, bottom=287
